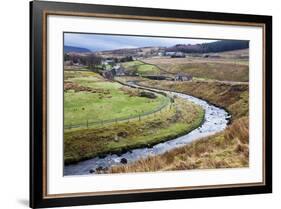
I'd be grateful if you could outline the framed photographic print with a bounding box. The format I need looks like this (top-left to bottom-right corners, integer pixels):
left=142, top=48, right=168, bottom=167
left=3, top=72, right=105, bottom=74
left=30, top=0, right=272, bottom=208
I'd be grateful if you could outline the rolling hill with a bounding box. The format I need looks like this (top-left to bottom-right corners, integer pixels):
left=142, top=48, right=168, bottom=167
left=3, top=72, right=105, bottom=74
left=165, top=40, right=249, bottom=53
left=64, top=45, right=91, bottom=53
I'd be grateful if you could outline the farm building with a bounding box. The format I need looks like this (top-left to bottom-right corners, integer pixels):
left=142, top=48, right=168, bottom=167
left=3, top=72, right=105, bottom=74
left=165, top=51, right=186, bottom=58
left=111, top=65, right=125, bottom=76
left=102, top=70, right=114, bottom=80
left=174, top=73, right=192, bottom=81
left=165, top=51, right=176, bottom=56
left=102, top=65, right=125, bottom=80
left=171, top=52, right=186, bottom=58
left=101, top=59, right=115, bottom=66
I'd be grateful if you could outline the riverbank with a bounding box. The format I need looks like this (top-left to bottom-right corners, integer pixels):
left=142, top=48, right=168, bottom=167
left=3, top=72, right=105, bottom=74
left=110, top=116, right=248, bottom=173
left=64, top=90, right=204, bottom=165
left=109, top=80, right=249, bottom=173
left=64, top=86, right=228, bottom=175
left=137, top=79, right=248, bottom=120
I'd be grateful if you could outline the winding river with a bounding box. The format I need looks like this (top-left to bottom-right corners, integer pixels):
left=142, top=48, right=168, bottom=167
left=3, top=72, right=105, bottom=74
left=64, top=83, right=230, bottom=176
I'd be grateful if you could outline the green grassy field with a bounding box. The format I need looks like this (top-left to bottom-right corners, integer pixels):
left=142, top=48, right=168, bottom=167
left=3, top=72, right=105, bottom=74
left=121, top=60, right=161, bottom=75
left=121, top=60, right=143, bottom=68
left=64, top=97, right=204, bottom=164
left=64, top=70, right=205, bottom=164
left=64, top=71, right=168, bottom=128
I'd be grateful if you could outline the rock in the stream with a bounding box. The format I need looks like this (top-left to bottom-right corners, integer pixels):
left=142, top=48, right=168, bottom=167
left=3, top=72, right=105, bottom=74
left=89, top=169, right=95, bottom=174
left=116, top=153, right=122, bottom=157
left=96, top=166, right=103, bottom=170
left=120, top=158, right=128, bottom=164
left=95, top=166, right=108, bottom=174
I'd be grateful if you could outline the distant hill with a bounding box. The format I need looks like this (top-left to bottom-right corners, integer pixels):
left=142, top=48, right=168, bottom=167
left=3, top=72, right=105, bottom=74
left=166, top=40, right=249, bottom=54
left=64, top=45, right=91, bottom=53
left=95, top=46, right=164, bottom=58
left=94, top=40, right=249, bottom=58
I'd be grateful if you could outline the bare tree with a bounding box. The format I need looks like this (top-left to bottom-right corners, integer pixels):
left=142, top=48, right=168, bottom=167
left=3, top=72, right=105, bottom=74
left=84, top=54, right=102, bottom=70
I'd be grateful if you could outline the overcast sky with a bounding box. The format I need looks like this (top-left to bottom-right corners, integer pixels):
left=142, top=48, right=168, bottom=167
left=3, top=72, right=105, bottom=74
left=64, top=33, right=218, bottom=52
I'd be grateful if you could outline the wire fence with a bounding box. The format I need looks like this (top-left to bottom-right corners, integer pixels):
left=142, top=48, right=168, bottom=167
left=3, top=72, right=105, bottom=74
left=64, top=95, right=173, bottom=130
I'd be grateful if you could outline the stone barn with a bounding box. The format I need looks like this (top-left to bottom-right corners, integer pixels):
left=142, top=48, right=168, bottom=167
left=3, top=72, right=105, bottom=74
left=175, top=73, right=192, bottom=81
left=102, top=70, right=114, bottom=80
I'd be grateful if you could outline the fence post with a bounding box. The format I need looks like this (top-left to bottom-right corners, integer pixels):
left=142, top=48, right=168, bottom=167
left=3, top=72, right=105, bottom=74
left=86, top=119, right=88, bottom=128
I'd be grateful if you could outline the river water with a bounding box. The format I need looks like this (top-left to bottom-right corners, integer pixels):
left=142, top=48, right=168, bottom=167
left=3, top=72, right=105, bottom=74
left=64, top=84, right=230, bottom=176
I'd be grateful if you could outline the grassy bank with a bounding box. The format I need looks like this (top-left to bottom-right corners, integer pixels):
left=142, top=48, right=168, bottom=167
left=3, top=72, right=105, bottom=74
left=64, top=97, right=204, bottom=164
left=139, top=80, right=248, bottom=120
left=110, top=117, right=248, bottom=173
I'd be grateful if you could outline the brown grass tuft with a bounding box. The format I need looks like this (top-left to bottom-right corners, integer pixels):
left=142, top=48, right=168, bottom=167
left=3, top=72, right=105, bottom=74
left=224, top=117, right=249, bottom=144
left=109, top=117, right=249, bottom=174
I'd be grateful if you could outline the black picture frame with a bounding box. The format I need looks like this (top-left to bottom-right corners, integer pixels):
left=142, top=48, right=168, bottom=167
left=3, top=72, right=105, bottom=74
left=30, top=1, right=272, bottom=208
